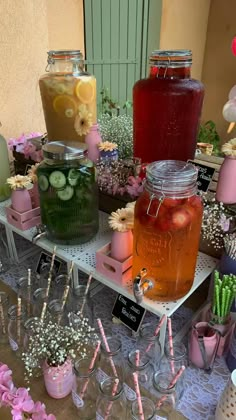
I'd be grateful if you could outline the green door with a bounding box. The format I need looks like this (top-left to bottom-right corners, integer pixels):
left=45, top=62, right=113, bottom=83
left=83, top=0, right=162, bottom=113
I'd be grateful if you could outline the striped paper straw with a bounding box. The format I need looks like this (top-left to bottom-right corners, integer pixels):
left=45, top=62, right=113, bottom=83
left=27, top=269, right=31, bottom=317
left=156, top=366, right=185, bottom=408
left=0, top=296, right=6, bottom=334
left=17, top=297, right=22, bottom=343
left=40, top=301, right=47, bottom=322
left=80, top=273, right=93, bottom=316
left=132, top=372, right=145, bottom=420
left=49, top=246, right=57, bottom=276
left=145, top=314, right=167, bottom=353
left=135, top=350, right=140, bottom=368
left=46, top=274, right=52, bottom=298
left=97, top=318, right=117, bottom=377
left=167, top=317, right=175, bottom=374
left=67, top=261, right=74, bottom=286
left=104, top=378, right=119, bottom=420
left=80, top=340, right=101, bottom=399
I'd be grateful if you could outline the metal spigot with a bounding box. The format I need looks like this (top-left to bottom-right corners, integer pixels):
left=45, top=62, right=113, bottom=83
left=133, top=268, right=154, bottom=304
left=32, top=224, right=46, bottom=244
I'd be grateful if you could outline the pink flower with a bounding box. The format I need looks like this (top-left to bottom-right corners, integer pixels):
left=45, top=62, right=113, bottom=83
left=126, top=176, right=143, bottom=198
left=219, top=214, right=230, bottom=232
left=12, top=388, right=34, bottom=413
left=31, top=402, right=56, bottom=420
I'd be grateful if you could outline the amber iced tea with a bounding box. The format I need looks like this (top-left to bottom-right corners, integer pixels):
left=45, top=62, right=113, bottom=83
left=132, top=192, right=203, bottom=301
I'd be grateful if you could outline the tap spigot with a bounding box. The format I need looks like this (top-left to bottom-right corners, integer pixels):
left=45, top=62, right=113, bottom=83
left=32, top=224, right=46, bottom=244
left=133, top=268, right=153, bottom=304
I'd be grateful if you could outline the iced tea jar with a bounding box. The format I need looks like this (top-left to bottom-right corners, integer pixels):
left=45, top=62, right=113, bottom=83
left=132, top=160, right=203, bottom=301
left=39, top=50, right=97, bottom=142
left=133, top=50, right=204, bottom=163
left=37, top=141, right=99, bottom=244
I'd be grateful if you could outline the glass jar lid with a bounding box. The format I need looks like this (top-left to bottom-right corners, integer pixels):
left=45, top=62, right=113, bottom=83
left=47, top=50, right=83, bottom=63
left=150, top=50, right=192, bottom=67
left=42, top=141, right=87, bottom=161
left=146, top=160, right=198, bottom=198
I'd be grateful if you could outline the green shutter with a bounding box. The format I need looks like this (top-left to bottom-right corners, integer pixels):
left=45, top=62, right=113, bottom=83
left=83, top=0, right=162, bottom=113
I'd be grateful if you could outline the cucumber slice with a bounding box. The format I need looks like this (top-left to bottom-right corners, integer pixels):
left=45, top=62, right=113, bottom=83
left=68, top=168, right=80, bottom=186
left=49, top=171, right=66, bottom=189
left=57, top=185, right=74, bottom=201
left=38, top=175, right=49, bottom=192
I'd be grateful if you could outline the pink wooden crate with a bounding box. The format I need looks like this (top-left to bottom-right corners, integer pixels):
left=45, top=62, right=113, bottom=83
left=96, top=243, right=132, bottom=283
left=5, top=205, right=41, bottom=231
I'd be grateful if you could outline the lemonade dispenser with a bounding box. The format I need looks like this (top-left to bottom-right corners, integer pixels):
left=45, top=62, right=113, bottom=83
left=39, top=50, right=97, bottom=142
left=132, top=160, right=203, bottom=302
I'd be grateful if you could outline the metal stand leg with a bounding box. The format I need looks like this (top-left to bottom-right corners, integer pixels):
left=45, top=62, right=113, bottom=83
left=159, top=315, right=168, bottom=356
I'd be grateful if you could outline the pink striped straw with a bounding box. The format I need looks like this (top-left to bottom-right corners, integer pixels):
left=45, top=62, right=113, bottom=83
left=80, top=340, right=101, bottom=399
left=145, top=314, right=167, bottom=353
left=97, top=318, right=117, bottom=377
left=135, top=350, right=140, bottom=368
left=132, top=372, right=145, bottom=420
left=80, top=273, right=93, bottom=315
left=167, top=317, right=175, bottom=374
left=104, top=378, right=119, bottom=420
left=156, top=365, right=185, bottom=408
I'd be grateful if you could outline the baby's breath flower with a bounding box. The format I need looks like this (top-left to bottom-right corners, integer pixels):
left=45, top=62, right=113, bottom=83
left=98, top=113, right=133, bottom=159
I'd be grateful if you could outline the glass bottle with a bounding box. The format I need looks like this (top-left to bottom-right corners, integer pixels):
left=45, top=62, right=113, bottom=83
left=0, top=292, right=9, bottom=344
left=131, top=397, right=156, bottom=420
left=133, top=50, right=204, bottom=163
left=68, top=285, right=94, bottom=327
left=36, top=141, right=99, bottom=245
left=72, top=357, right=98, bottom=419
left=151, top=372, right=178, bottom=419
left=48, top=299, right=68, bottom=326
left=97, top=337, right=125, bottom=384
left=23, top=317, right=42, bottom=377
left=96, top=377, right=127, bottom=420
left=159, top=342, right=187, bottom=399
left=0, top=131, right=11, bottom=202
left=132, top=160, right=203, bottom=301
left=8, top=304, right=26, bottom=356
left=39, top=50, right=97, bottom=142
left=124, top=350, right=154, bottom=406
left=137, top=323, right=162, bottom=368
left=17, top=276, right=34, bottom=318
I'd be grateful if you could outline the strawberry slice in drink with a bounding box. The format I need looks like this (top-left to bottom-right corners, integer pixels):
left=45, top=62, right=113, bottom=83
left=171, top=206, right=192, bottom=230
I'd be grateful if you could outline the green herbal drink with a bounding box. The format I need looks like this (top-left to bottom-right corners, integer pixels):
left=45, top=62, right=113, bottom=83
left=37, top=142, right=99, bottom=244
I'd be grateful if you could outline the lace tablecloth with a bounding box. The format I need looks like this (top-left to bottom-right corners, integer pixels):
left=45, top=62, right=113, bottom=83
left=0, top=227, right=234, bottom=420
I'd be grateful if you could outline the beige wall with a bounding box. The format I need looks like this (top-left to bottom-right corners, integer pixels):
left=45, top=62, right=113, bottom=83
left=201, top=0, right=236, bottom=143
left=0, top=0, right=84, bottom=141
left=160, top=0, right=211, bottom=80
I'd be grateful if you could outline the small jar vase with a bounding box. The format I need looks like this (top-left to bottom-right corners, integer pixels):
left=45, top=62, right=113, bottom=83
left=110, top=230, right=133, bottom=262
left=216, top=156, right=236, bottom=204
left=189, top=321, right=218, bottom=369
left=11, top=188, right=32, bottom=213
left=85, top=123, right=102, bottom=163
left=99, top=148, right=119, bottom=162
left=43, top=358, right=74, bottom=399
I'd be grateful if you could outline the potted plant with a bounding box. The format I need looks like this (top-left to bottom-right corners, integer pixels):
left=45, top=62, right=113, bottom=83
left=22, top=318, right=95, bottom=399
left=7, top=132, right=44, bottom=175
left=197, top=120, right=221, bottom=156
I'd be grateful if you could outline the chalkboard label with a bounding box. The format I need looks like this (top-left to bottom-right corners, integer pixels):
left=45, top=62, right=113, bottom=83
left=188, top=160, right=215, bottom=192
left=112, top=294, right=145, bottom=333
left=36, top=251, right=62, bottom=275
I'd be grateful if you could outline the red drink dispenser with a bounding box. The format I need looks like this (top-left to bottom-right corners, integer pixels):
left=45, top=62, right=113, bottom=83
left=133, top=50, right=204, bottom=163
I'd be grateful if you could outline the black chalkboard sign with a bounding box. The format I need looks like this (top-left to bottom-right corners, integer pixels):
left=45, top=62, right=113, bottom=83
left=112, top=294, right=146, bottom=333
left=36, top=251, right=62, bottom=275
left=188, top=160, right=215, bottom=192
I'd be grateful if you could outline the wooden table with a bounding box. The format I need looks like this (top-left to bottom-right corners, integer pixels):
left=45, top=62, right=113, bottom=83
left=0, top=280, right=187, bottom=419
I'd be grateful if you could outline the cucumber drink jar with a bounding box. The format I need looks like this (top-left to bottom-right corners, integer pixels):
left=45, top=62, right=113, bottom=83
left=37, top=141, right=99, bottom=244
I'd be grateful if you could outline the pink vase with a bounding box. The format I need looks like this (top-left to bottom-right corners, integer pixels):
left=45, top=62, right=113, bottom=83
left=110, top=230, right=133, bottom=262
left=85, top=123, right=102, bottom=163
left=43, top=358, right=74, bottom=399
left=11, top=188, right=32, bottom=213
left=189, top=321, right=218, bottom=369
left=216, top=156, right=236, bottom=204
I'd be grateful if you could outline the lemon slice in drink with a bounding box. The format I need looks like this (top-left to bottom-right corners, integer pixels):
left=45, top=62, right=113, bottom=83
left=53, top=95, right=77, bottom=118
left=75, top=78, right=95, bottom=104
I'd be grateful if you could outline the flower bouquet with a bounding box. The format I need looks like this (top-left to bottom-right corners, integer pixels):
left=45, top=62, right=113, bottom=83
left=0, top=363, right=55, bottom=419
left=22, top=317, right=95, bottom=399
left=8, top=132, right=44, bottom=175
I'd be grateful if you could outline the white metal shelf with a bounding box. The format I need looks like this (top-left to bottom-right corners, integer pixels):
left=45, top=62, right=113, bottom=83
left=0, top=200, right=218, bottom=317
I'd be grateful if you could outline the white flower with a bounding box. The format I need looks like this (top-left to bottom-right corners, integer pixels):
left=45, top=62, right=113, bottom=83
left=108, top=207, right=134, bottom=232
